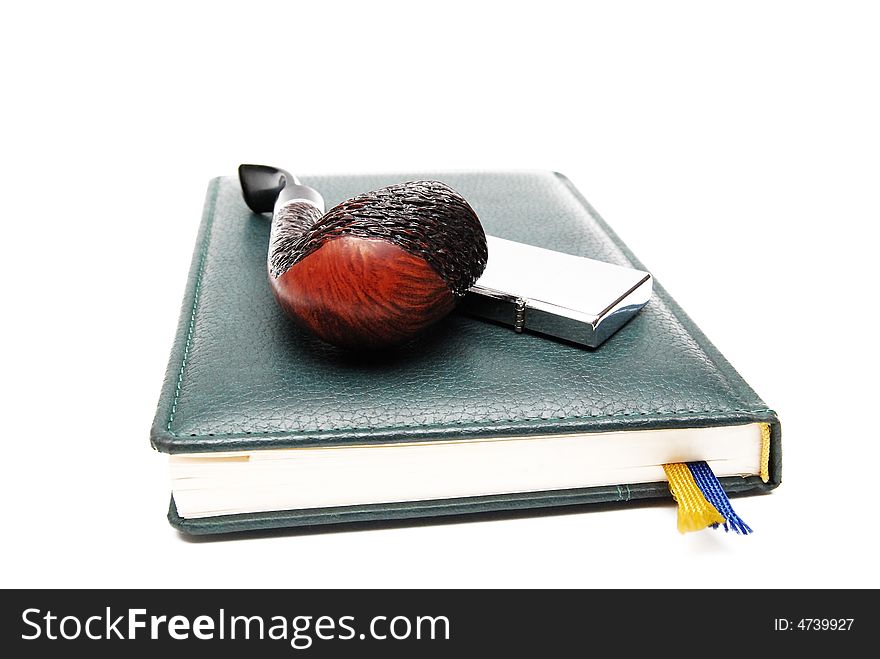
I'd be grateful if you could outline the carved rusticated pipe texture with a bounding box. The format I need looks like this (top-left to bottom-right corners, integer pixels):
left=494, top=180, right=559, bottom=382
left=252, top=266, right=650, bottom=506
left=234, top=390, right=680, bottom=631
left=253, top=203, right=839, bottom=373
left=265, top=180, right=488, bottom=349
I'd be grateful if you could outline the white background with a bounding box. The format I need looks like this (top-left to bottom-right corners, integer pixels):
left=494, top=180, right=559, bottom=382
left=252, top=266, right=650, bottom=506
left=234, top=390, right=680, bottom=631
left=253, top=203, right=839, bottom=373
left=2, top=1, right=878, bottom=588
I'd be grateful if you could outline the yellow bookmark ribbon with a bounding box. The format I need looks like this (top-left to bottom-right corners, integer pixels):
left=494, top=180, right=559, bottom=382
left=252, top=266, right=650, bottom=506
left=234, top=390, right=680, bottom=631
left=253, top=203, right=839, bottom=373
left=663, top=463, right=725, bottom=533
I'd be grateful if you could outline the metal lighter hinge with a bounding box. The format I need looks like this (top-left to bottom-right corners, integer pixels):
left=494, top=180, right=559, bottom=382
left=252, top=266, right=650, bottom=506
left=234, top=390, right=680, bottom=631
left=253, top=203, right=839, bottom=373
left=513, top=298, right=526, bottom=333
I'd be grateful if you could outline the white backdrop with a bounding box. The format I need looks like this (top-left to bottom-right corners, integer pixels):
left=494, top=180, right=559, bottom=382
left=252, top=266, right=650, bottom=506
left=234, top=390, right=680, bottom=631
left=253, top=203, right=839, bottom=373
left=2, top=1, right=878, bottom=588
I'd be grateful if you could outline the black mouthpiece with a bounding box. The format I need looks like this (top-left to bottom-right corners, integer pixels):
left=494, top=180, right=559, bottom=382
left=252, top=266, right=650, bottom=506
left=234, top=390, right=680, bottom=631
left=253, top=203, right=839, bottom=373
left=238, top=164, right=296, bottom=214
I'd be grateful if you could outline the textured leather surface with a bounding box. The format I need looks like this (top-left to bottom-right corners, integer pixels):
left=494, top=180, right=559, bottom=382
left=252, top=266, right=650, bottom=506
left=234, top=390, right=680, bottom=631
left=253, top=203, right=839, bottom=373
left=151, top=171, right=780, bottom=534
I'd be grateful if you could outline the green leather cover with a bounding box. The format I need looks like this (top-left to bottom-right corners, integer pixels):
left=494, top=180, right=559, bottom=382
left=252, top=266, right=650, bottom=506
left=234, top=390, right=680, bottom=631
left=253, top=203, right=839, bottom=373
left=151, top=171, right=781, bottom=535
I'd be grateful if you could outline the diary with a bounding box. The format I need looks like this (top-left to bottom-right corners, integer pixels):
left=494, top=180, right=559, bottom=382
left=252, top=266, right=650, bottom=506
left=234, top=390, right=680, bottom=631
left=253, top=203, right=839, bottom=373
left=150, top=170, right=780, bottom=534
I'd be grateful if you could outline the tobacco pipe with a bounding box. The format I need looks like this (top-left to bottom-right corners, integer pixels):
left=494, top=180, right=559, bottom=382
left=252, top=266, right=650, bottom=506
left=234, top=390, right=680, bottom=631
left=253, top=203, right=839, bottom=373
left=239, top=164, right=488, bottom=349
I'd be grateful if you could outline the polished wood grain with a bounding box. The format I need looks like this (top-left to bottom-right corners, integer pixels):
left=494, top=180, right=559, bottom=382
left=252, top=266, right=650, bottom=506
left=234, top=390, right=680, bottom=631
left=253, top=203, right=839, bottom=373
left=271, top=235, right=456, bottom=349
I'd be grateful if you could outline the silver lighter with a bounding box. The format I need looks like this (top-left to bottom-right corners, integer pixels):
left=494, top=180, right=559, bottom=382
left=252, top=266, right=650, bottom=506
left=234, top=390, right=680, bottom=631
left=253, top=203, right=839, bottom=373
left=463, top=236, right=652, bottom=347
